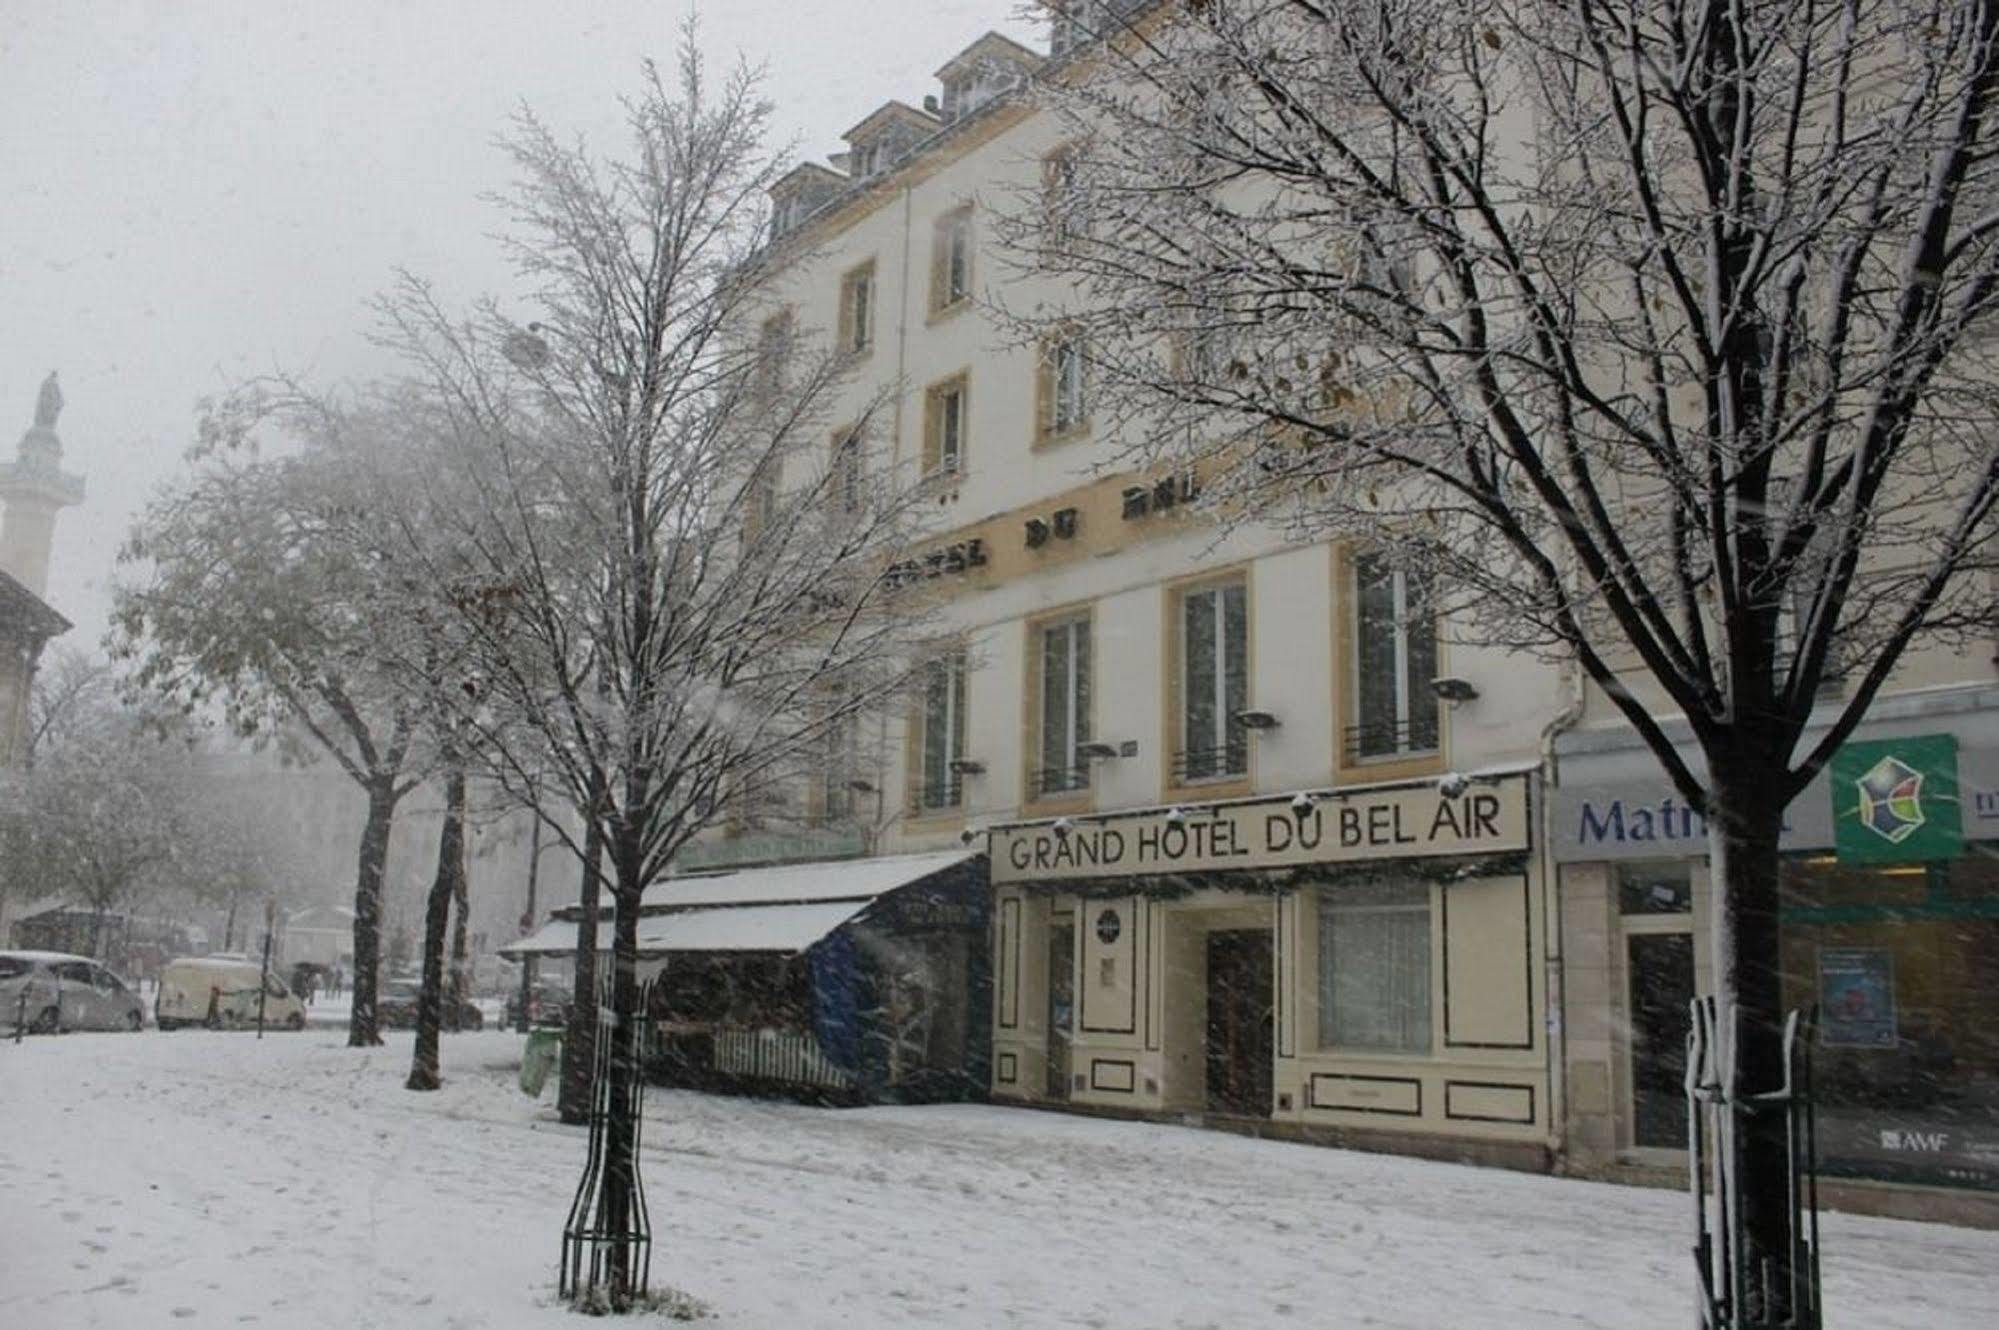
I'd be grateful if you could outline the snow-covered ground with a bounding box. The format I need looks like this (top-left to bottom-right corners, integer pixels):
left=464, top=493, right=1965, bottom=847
left=2, top=1031, right=1993, bottom=1328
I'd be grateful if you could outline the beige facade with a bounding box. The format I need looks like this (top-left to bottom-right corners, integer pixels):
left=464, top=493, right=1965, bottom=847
left=730, top=15, right=1567, bottom=1166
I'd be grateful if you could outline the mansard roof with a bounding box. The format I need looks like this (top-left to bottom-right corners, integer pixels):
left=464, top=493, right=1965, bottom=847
left=840, top=100, right=942, bottom=148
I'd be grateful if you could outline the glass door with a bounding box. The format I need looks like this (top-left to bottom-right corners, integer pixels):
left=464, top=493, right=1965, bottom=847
left=1627, top=931, right=1695, bottom=1149
left=1046, top=918, right=1074, bottom=1099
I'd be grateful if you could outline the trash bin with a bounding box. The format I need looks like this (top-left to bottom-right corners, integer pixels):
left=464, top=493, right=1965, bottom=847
left=521, top=1028, right=562, bottom=1098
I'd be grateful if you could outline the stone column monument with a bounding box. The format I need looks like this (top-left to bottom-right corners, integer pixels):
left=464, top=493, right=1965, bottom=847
left=0, top=372, right=87, bottom=598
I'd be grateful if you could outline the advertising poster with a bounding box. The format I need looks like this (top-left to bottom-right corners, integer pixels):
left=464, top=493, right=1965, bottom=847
left=1819, top=947, right=1898, bottom=1048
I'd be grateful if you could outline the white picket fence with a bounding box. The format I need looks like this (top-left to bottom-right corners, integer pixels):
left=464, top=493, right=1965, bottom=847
left=709, top=1026, right=854, bottom=1090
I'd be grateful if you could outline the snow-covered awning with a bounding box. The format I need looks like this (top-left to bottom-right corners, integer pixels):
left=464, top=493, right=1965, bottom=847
left=500, top=849, right=981, bottom=960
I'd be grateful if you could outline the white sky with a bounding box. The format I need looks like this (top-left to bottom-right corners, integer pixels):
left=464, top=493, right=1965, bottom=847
left=0, top=0, right=1039, bottom=645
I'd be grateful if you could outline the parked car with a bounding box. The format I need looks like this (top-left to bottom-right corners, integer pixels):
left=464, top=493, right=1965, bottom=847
left=505, top=981, right=572, bottom=1029
left=378, top=978, right=485, bottom=1030
left=156, top=956, right=306, bottom=1031
left=0, top=950, right=146, bottom=1034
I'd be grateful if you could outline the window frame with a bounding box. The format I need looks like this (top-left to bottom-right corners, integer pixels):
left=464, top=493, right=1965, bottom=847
left=1348, top=550, right=1440, bottom=764
left=818, top=698, right=861, bottom=825
left=930, top=206, right=974, bottom=317
left=837, top=259, right=877, bottom=358
left=910, top=649, right=969, bottom=816
left=1173, top=576, right=1249, bottom=785
left=1036, top=327, right=1091, bottom=446
left=752, top=309, right=793, bottom=402
left=1316, top=880, right=1436, bottom=1056
left=830, top=425, right=864, bottom=516
left=923, top=371, right=969, bottom=479
left=1029, top=611, right=1094, bottom=802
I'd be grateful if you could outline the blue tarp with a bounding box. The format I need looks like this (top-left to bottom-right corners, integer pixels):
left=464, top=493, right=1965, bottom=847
left=809, top=929, right=862, bottom=1074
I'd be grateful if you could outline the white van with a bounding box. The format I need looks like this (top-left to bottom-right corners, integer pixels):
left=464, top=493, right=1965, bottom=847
left=156, top=956, right=306, bottom=1031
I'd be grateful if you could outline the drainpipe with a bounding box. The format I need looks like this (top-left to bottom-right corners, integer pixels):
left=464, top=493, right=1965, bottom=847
left=1538, top=654, right=1587, bottom=1168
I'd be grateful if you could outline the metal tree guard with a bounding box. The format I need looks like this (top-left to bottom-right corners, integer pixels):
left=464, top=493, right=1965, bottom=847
left=1687, top=998, right=1823, bottom=1329
left=560, top=977, right=655, bottom=1309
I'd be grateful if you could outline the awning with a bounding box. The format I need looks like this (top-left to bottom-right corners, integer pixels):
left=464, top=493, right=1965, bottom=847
left=499, top=849, right=980, bottom=960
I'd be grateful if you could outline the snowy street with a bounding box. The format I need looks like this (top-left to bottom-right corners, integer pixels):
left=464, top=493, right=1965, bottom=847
left=0, top=1031, right=1993, bottom=1328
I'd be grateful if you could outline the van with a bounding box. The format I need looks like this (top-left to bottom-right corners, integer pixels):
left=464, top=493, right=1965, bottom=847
left=156, top=956, right=306, bottom=1031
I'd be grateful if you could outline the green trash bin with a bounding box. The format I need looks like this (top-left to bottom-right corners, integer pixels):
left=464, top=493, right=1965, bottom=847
left=521, top=1028, right=562, bottom=1098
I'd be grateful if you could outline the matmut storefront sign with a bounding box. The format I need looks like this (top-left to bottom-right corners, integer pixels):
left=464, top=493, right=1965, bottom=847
left=990, top=775, right=1531, bottom=884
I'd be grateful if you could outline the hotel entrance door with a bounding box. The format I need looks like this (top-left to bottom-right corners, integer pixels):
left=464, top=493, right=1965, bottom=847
left=1205, top=929, right=1273, bottom=1116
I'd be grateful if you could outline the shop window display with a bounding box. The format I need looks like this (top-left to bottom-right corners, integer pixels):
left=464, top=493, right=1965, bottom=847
left=1780, top=848, right=1999, bottom=1190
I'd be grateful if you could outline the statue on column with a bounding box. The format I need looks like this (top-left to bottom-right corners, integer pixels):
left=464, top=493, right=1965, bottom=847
left=33, top=372, right=62, bottom=430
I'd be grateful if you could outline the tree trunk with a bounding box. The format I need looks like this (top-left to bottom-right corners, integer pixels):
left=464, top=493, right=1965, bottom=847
left=557, top=804, right=606, bottom=1126
left=1707, top=763, right=1796, bottom=1323
left=518, top=814, right=542, bottom=1034
left=223, top=898, right=238, bottom=953
left=447, top=830, right=471, bottom=1034
left=348, top=778, right=398, bottom=1048
left=407, top=767, right=466, bottom=1091
left=596, top=834, right=646, bottom=1308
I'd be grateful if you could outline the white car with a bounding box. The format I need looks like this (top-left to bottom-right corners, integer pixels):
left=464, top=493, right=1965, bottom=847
left=0, top=950, right=146, bottom=1034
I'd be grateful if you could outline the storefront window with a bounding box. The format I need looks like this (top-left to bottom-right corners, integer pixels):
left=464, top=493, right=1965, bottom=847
left=1618, top=860, right=1693, bottom=915
left=1780, top=846, right=1999, bottom=1190
left=1318, top=881, right=1432, bottom=1053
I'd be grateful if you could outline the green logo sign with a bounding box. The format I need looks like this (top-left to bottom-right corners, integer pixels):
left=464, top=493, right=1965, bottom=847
left=1831, top=735, right=1962, bottom=864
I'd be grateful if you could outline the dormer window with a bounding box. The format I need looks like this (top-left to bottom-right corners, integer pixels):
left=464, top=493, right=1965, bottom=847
left=1051, top=1, right=1107, bottom=57
left=935, top=33, right=1044, bottom=124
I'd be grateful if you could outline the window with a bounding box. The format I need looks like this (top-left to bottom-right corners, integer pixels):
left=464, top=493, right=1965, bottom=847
left=742, top=460, right=778, bottom=542
left=915, top=651, right=968, bottom=813
left=1319, top=881, right=1433, bottom=1053
left=1350, top=552, right=1439, bottom=760
left=838, top=261, right=875, bottom=356
left=1043, top=145, right=1081, bottom=252
left=1050, top=1, right=1105, bottom=57
left=1618, top=861, right=1694, bottom=916
left=923, top=374, right=967, bottom=477
left=1177, top=579, right=1248, bottom=781
left=931, top=207, right=973, bottom=313
left=752, top=311, right=792, bottom=401
left=831, top=427, right=863, bottom=515
left=820, top=704, right=860, bottom=823
left=1039, top=330, right=1089, bottom=442
left=1035, top=616, right=1092, bottom=796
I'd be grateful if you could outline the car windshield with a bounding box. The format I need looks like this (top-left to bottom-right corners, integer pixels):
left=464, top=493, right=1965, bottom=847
left=385, top=981, right=420, bottom=999
left=0, top=957, right=30, bottom=981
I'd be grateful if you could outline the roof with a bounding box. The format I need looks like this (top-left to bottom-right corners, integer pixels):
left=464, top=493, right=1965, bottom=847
left=0, top=569, right=70, bottom=640
left=639, top=848, right=979, bottom=911
left=503, top=899, right=874, bottom=959
left=0, top=949, right=94, bottom=965
left=508, top=849, right=981, bottom=958
left=935, top=31, right=1044, bottom=79
left=771, top=161, right=847, bottom=197
left=841, top=100, right=941, bottom=146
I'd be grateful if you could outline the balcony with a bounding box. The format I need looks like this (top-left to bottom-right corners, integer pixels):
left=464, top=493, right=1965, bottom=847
left=1344, top=717, right=1441, bottom=764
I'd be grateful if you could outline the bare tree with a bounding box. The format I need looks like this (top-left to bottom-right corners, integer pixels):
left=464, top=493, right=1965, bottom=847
left=115, top=422, right=428, bottom=1047
left=0, top=681, right=203, bottom=958
left=366, top=43, right=939, bottom=1310
left=1001, top=0, right=1999, bottom=1316
left=22, top=645, right=111, bottom=766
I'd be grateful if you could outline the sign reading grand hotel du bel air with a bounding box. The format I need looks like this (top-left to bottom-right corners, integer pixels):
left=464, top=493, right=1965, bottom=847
left=1830, top=734, right=1964, bottom=865
left=990, top=774, right=1531, bottom=885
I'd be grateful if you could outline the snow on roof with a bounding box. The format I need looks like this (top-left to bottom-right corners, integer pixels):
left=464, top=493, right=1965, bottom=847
left=501, top=899, right=872, bottom=959
left=641, top=848, right=977, bottom=911
left=0, top=949, right=93, bottom=964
